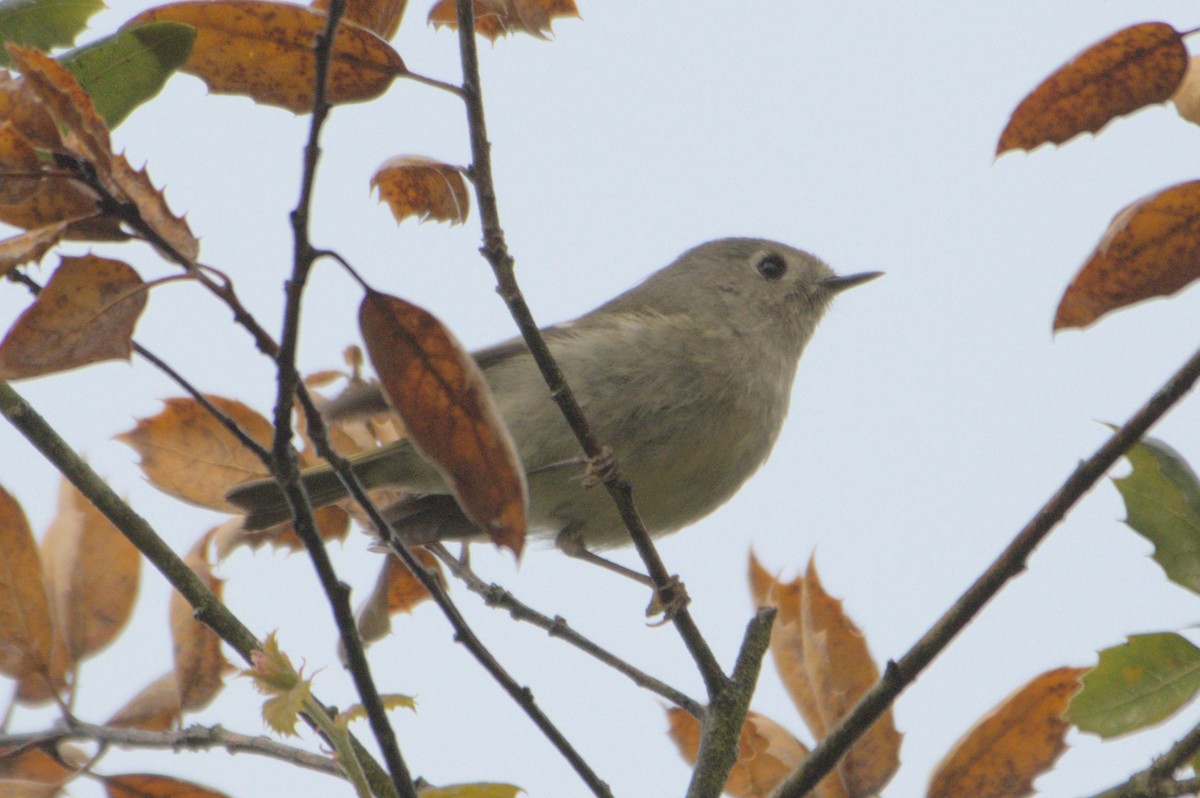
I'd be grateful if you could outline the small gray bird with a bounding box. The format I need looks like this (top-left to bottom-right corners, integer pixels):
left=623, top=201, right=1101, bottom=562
left=226, top=238, right=879, bottom=563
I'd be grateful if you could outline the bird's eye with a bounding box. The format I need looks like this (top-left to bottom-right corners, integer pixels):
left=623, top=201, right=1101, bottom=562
left=756, top=253, right=787, bottom=280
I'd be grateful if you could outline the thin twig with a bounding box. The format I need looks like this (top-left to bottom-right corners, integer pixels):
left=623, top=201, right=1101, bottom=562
left=450, top=0, right=728, bottom=700
left=0, top=721, right=343, bottom=779
left=772, top=343, right=1200, bottom=798
left=1086, top=721, right=1200, bottom=798
left=428, top=543, right=705, bottom=718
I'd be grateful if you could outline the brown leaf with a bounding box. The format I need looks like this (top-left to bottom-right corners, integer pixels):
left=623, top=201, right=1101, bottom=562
left=42, top=478, right=140, bottom=662
left=372, top=155, right=469, bottom=225
left=110, top=155, right=200, bottom=263
left=0, top=254, right=148, bottom=380
left=7, top=45, right=112, bottom=175
left=667, top=708, right=815, bottom=798
left=359, top=290, right=527, bottom=556
left=0, top=182, right=119, bottom=241
left=118, top=395, right=275, bottom=512
left=801, top=561, right=901, bottom=796
left=0, top=222, right=73, bottom=279
left=171, top=532, right=229, bottom=712
left=0, top=70, right=61, bottom=149
left=106, top=670, right=182, bottom=731
left=1054, top=181, right=1200, bottom=330
left=427, top=0, right=578, bottom=41
left=0, top=743, right=85, bottom=788
left=357, top=550, right=444, bottom=642
left=1172, top=56, right=1200, bottom=126
left=127, top=0, right=407, bottom=113
left=312, top=0, right=407, bottom=39
left=998, top=22, right=1187, bottom=154
left=0, top=122, right=41, bottom=204
left=0, top=485, right=53, bottom=682
left=929, top=667, right=1086, bottom=798
left=104, top=773, right=232, bottom=798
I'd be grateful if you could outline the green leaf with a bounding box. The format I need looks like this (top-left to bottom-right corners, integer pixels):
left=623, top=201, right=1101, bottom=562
left=1113, top=437, right=1200, bottom=595
left=59, top=22, right=195, bottom=128
left=0, top=0, right=103, bottom=65
left=1065, top=632, right=1200, bottom=737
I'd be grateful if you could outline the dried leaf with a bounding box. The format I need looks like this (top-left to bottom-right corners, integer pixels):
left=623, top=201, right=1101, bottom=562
left=357, top=550, right=443, bottom=642
left=0, top=179, right=118, bottom=240
left=118, top=395, right=274, bottom=512
left=104, top=773, right=232, bottom=798
left=1055, top=181, right=1200, bottom=330
left=0, top=221, right=72, bottom=278
left=110, top=154, right=199, bottom=262
left=359, top=290, right=526, bottom=556
left=7, top=44, right=112, bottom=174
left=372, top=155, right=468, bottom=225
left=312, top=0, right=406, bottom=40
left=0, top=484, right=53, bottom=681
left=667, top=708, right=813, bottom=798
left=427, top=0, right=578, bottom=41
left=1173, top=56, right=1200, bottom=126
left=0, top=121, right=40, bottom=203
left=0, top=254, right=148, bottom=379
left=43, top=478, right=140, bottom=662
left=802, top=561, right=901, bottom=796
left=0, top=743, right=85, bottom=787
left=998, top=22, right=1187, bottom=154
left=126, top=0, right=407, bottom=113
left=106, top=670, right=182, bottom=731
left=170, top=532, right=229, bottom=712
left=929, top=667, right=1085, bottom=798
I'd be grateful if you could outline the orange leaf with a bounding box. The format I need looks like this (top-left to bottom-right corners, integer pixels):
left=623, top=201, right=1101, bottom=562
left=106, top=670, right=182, bottom=731
left=42, top=478, right=140, bottom=662
left=802, top=561, right=901, bottom=796
left=929, top=667, right=1086, bottom=798
left=371, top=155, right=469, bottom=225
left=170, top=532, right=230, bottom=712
left=7, top=45, right=112, bottom=174
left=359, top=290, right=527, bottom=556
left=0, top=222, right=72, bottom=279
left=667, top=708, right=815, bottom=798
left=998, top=22, right=1187, bottom=154
left=0, top=485, right=52, bottom=678
left=0, top=254, right=148, bottom=379
left=0, top=70, right=61, bottom=149
left=105, top=773, right=232, bottom=798
left=427, top=0, right=578, bottom=41
left=118, top=395, right=275, bottom=512
left=1054, top=181, right=1200, bottom=330
left=357, top=550, right=444, bottom=642
left=312, top=0, right=407, bottom=40
left=127, top=0, right=407, bottom=113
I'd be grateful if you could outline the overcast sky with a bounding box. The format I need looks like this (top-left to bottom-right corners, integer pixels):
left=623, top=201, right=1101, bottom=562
left=6, top=2, right=1200, bottom=797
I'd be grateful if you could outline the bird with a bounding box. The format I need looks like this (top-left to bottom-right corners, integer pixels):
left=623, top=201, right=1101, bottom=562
left=226, top=238, right=880, bottom=567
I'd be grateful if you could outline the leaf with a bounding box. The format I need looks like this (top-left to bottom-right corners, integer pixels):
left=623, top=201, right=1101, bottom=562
left=427, top=0, right=578, bottom=41
left=929, top=667, right=1085, bottom=798
left=667, top=707, right=814, bottom=798
left=0, top=223, right=70, bottom=277
left=42, top=478, right=140, bottom=661
left=335, top=692, right=416, bottom=725
left=0, top=121, right=41, bottom=203
left=0, top=484, right=53, bottom=682
left=0, top=0, right=105, bottom=66
left=1113, top=437, right=1200, bottom=594
left=1054, top=181, right=1200, bottom=330
left=104, top=773, right=232, bottom=798
left=1066, top=633, right=1200, bottom=737
left=60, top=22, right=197, bottom=129
left=356, top=549, right=444, bottom=643
left=418, top=784, right=524, bottom=798
left=170, top=532, right=229, bottom=712
left=997, top=22, right=1187, bottom=154
left=242, top=632, right=311, bottom=736
left=359, top=290, right=527, bottom=556
left=126, top=0, right=407, bottom=113
left=118, top=395, right=275, bottom=512
left=0, top=743, right=85, bottom=787
left=800, top=561, right=901, bottom=796
left=109, top=153, right=200, bottom=262
left=106, top=670, right=182, bottom=731
left=1172, top=56, right=1200, bottom=126
left=372, top=155, right=468, bottom=225
left=0, top=254, right=148, bottom=379
left=311, top=0, right=406, bottom=40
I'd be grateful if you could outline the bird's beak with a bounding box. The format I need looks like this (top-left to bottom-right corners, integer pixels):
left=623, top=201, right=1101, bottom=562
left=823, top=271, right=884, bottom=294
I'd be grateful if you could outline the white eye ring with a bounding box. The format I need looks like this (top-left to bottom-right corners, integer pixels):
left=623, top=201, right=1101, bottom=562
left=756, top=253, right=787, bottom=280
